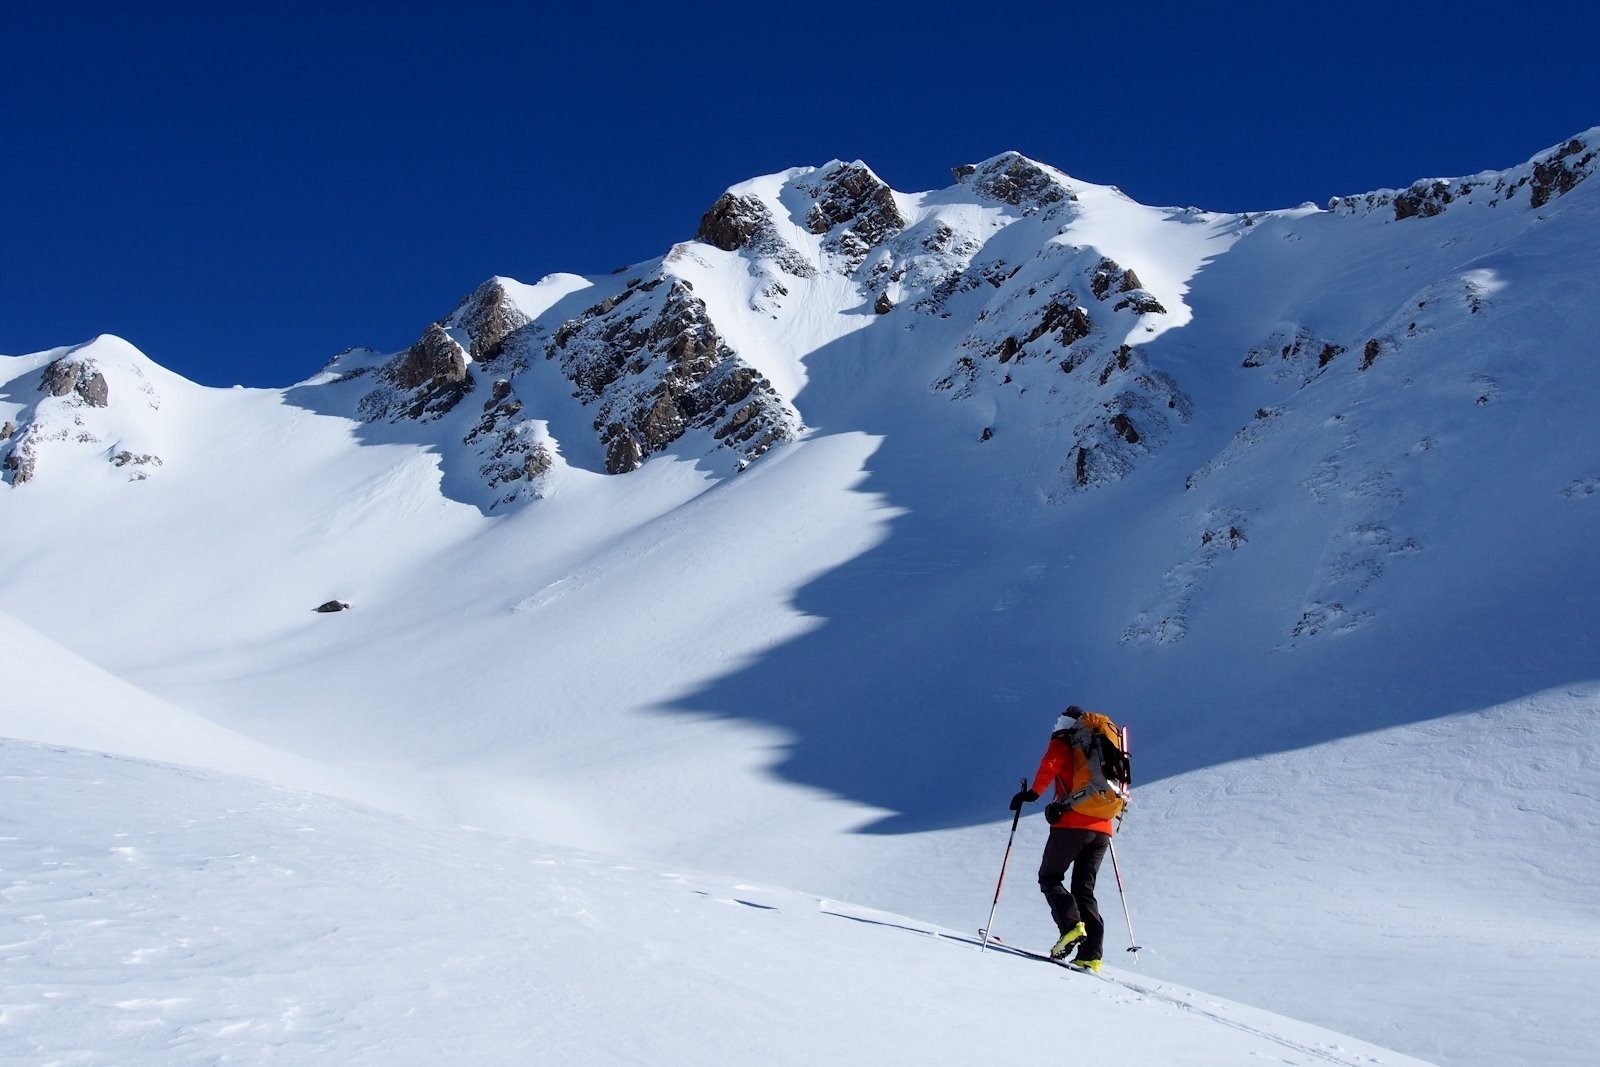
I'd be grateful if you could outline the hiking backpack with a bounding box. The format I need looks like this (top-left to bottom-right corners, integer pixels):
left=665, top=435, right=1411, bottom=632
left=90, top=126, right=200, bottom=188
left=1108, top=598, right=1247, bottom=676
left=1054, top=711, right=1131, bottom=822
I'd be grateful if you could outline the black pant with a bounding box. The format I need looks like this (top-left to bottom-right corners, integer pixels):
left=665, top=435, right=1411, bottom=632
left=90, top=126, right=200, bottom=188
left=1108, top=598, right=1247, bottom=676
left=1037, top=826, right=1110, bottom=960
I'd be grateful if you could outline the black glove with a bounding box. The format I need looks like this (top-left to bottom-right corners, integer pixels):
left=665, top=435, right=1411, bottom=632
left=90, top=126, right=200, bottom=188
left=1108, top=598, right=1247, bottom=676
left=1009, top=788, right=1039, bottom=811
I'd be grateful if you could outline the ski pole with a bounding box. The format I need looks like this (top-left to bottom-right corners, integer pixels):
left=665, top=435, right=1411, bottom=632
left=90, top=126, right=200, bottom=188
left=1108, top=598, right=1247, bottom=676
left=981, top=777, right=1029, bottom=952
left=1107, top=839, right=1143, bottom=955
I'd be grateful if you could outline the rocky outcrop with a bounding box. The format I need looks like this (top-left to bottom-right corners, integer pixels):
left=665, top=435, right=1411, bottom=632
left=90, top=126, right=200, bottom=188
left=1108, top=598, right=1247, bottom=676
left=111, top=451, right=163, bottom=482
left=698, top=193, right=766, bottom=251
left=1243, top=328, right=1347, bottom=385
left=335, top=303, right=555, bottom=509
left=1527, top=136, right=1597, bottom=208
left=359, top=324, right=475, bottom=422
left=2, top=431, right=37, bottom=484
left=446, top=280, right=532, bottom=364
left=1030, top=295, right=1094, bottom=349
left=1090, top=256, right=1167, bottom=314
left=800, top=163, right=905, bottom=265
left=1360, top=338, right=1385, bottom=371
left=696, top=193, right=815, bottom=277
left=1090, top=257, right=1143, bottom=300
left=551, top=278, right=798, bottom=474
left=2, top=356, right=128, bottom=486
left=927, top=237, right=1189, bottom=494
left=959, top=153, right=1073, bottom=214
left=1063, top=368, right=1191, bottom=492
left=41, top=357, right=110, bottom=407
left=393, top=324, right=468, bottom=392
left=949, top=289, right=1098, bottom=380
left=464, top=377, right=556, bottom=501
left=1330, top=130, right=1598, bottom=220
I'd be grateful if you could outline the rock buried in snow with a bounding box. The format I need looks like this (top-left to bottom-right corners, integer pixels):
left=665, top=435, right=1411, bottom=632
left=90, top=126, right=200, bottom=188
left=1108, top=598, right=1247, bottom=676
left=314, top=600, right=351, bottom=613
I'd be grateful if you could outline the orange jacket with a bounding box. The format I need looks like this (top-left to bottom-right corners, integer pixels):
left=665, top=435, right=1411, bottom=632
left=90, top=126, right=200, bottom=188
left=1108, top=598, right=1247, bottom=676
left=1029, top=735, right=1116, bottom=836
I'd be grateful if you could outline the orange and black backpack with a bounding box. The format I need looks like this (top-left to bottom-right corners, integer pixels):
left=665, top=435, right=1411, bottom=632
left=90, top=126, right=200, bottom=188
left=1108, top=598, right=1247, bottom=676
left=1048, top=708, right=1131, bottom=823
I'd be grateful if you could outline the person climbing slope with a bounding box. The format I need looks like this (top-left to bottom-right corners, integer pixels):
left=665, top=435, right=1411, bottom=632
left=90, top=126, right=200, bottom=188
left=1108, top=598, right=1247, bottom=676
left=1008, top=705, right=1130, bottom=972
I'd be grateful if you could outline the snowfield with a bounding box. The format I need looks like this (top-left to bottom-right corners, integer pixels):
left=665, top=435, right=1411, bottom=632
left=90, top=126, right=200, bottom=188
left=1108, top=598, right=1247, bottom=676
left=3, top=739, right=1435, bottom=1067
left=4, top=130, right=1599, bottom=1065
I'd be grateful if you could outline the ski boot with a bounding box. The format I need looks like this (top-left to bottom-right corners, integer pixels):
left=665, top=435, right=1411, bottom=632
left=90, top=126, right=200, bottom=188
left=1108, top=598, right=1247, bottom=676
left=1048, top=922, right=1087, bottom=960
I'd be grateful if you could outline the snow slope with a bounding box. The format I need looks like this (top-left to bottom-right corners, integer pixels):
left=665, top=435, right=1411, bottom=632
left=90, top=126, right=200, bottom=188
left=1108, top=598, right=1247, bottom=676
left=1, top=738, right=1433, bottom=1067
left=4, top=130, right=1599, bottom=1065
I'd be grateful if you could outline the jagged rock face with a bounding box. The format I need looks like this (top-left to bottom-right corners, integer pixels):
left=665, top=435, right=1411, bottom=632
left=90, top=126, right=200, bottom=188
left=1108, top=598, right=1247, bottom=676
left=1090, top=257, right=1142, bottom=300
left=695, top=193, right=815, bottom=277
left=939, top=249, right=1165, bottom=391
left=550, top=278, right=798, bottom=474
left=463, top=377, right=555, bottom=501
left=339, top=318, right=552, bottom=509
left=962, top=153, right=1072, bottom=214
left=698, top=193, right=765, bottom=251
left=1528, top=136, right=1597, bottom=208
left=448, top=281, right=532, bottom=364
left=394, top=324, right=468, bottom=391
left=920, top=219, right=1184, bottom=494
left=801, top=163, right=905, bottom=264
left=360, top=324, right=475, bottom=422
left=1393, top=180, right=1458, bottom=221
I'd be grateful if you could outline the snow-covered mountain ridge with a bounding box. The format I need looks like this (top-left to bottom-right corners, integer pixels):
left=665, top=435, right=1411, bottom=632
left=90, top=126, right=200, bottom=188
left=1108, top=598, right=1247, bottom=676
left=6, top=130, right=1595, bottom=509
left=4, top=128, right=1599, bottom=1065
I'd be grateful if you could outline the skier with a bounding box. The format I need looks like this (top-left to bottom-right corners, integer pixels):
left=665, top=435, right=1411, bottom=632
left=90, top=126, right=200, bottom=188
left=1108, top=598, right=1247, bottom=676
left=1008, top=705, right=1128, bottom=972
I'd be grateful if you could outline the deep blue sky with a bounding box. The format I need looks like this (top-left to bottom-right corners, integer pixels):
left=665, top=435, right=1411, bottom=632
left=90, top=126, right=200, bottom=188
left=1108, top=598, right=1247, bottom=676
left=5, top=2, right=1596, bottom=388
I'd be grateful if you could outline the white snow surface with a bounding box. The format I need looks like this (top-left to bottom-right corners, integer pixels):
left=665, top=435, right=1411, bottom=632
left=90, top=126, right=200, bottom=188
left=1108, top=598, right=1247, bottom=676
left=2, top=737, right=1435, bottom=1067
left=4, top=132, right=1600, bottom=1065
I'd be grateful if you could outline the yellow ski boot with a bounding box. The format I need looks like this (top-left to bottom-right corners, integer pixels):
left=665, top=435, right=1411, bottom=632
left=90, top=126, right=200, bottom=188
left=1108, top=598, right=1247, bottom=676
left=1048, top=922, right=1087, bottom=960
